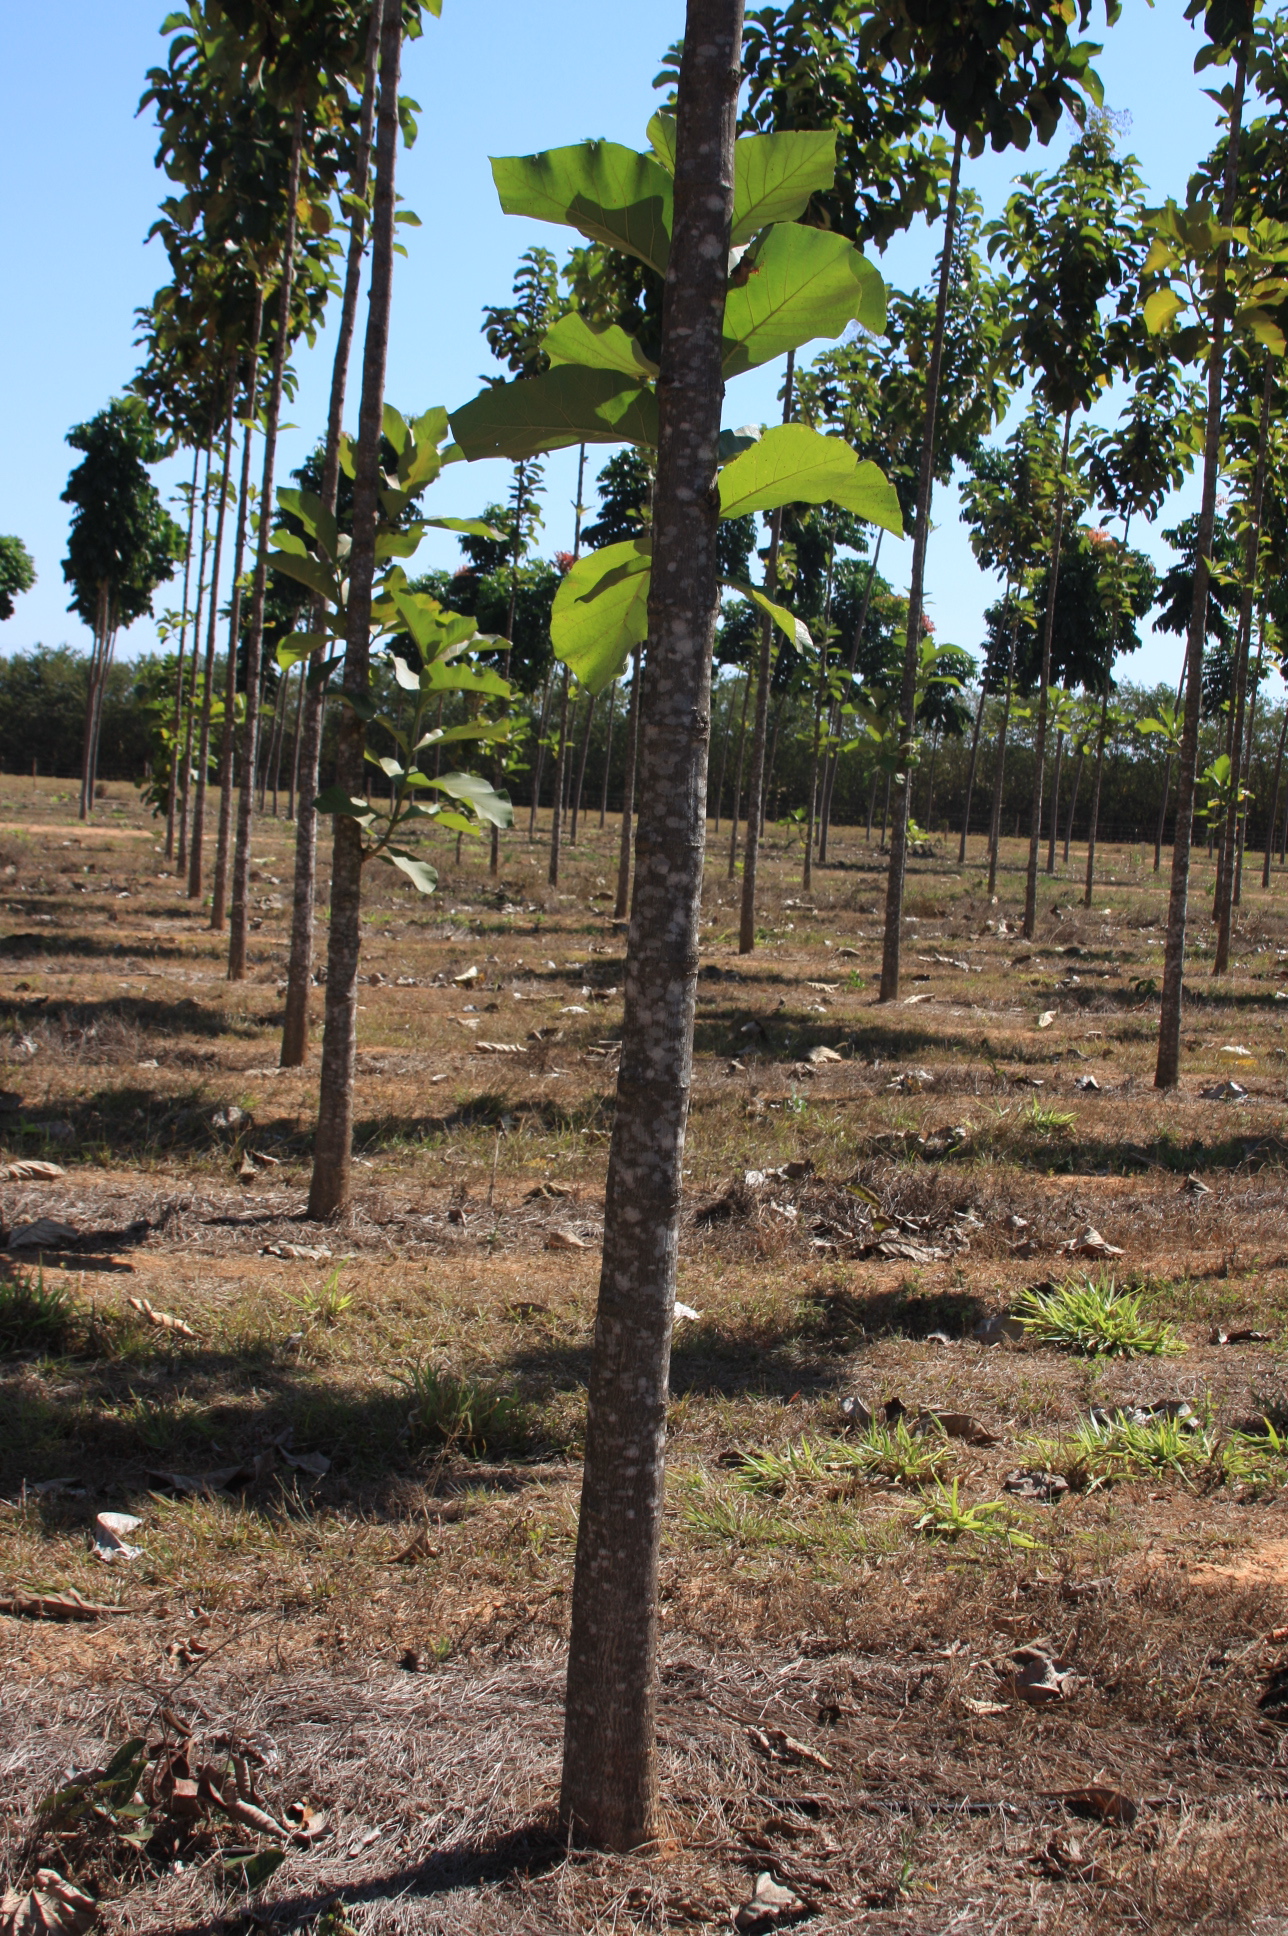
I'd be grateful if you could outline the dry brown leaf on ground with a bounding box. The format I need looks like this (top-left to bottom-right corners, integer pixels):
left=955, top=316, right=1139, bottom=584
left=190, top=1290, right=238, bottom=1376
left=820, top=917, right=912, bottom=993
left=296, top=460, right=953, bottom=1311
left=915, top=1411, right=1000, bottom=1446
left=1038, top=1011, right=1056, bottom=1029
left=0, top=1589, right=125, bottom=1621
left=8, top=1219, right=78, bottom=1251
left=1058, top=1785, right=1138, bottom=1826
left=734, top=1871, right=809, bottom=1933
left=92, top=1512, right=142, bottom=1562
left=127, top=1296, right=195, bottom=1338
left=746, top=1726, right=833, bottom=1771
left=473, top=1041, right=527, bottom=1055
left=546, top=1227, right=590, bottom=1250
left=452, top=965, right=480, bottom=984
left=0, top=1870, right=99, bottom=1936
left=1059, top=1227, right=1123, bottom=1258
left=6, top=1159, right=65, bottom=1180
left=1004, top=1647, right=1076, bottom=1704
left=806, top=1045, right=842, bottom=1064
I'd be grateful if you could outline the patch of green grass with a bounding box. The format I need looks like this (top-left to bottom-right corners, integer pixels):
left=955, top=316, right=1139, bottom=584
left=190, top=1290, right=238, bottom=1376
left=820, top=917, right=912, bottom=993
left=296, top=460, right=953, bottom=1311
left=1068, top=1410, right=1218, bottom=1485
left=1222, top=1417, right=1288, bottom=1490
left=400, top=1363, right=527, bottom=1456
left=736, top=1418, right=954, bottom=1494
left=1013, top=1272, right=1185, bottom=1357
left=0, top=1270, right=79, bottom=1354
left=912, top=1478, right=1036, bottom=1547
left=1022, top=1100, right=1076, bottom=1135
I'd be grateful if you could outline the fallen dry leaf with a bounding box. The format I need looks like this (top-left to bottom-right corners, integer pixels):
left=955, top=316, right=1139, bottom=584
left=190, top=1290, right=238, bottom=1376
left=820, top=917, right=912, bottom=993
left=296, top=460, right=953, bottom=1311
left=734, top=1871, right=808, bottom=1933
left=1059, top=1227, right=1123, bottom=1259
left=746, top=1726, right=833, bottom=1771
left=806, top=1044, right=842, bottom=1064
left=128, top=1296, right=196, bottom=1339
left=393, top=1528, right=442, bottom=1564
left=6, top=1160, right=66, bottom=1181
left=472, top=1041, right=527, bottom=1055
left=0, top=1589, right=125, bottom=1622
left=1058, top=1785, right=1138, bottom=1827
left=546, top=1227, right=590, bottom=1250
left=961, top=1697, right=1010, bottom=1716
left=8, top=1218, right=78, bottom=1252
left=1004, top=1646, right=1075, bottom=1704
left=914, top=1410, right=999, bottom=1446
left=1038, top=1010, right=1056, bottom=1028
left=452, top=965, right=480, bottom=984
left=92, top=1512, right=143, bottom=1563
left=0, top=1869, right=99, bottom=1936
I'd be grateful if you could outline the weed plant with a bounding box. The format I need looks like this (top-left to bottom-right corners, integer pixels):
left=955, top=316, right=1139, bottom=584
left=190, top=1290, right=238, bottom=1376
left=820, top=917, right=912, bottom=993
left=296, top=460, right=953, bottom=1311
left=1013, top=1272, right=1184, bottom=1357
left=0, top=1269, right=78, bottom=1354
left=401, top=1362, right=526, bottom=1456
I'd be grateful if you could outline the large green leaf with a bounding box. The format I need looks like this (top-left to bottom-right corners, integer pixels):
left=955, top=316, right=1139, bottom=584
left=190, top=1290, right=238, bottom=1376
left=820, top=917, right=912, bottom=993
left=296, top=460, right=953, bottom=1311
left=383, top=848, right=438, bottom=895
left=430, top=771, right=514, bottom=828
left=543, top=313, right=658, bottom=379
left=550, top=538, right=651, bottom=695
left=722, top=225, right=886, bottom=377
left=491, top=143, right=673, bottom=277
left=275, top=488, right=339, bottom=563
left=717, top=423, right=903, bottom=535
left=450, top=366, right=658, bottom=462
left=422, top=516, right=507, bottom=539
left=725, top=577, right=813, bottom=652
left=268, top=545, right=342, bottom=607
left=732, top=132, right=838, bottom=245
left=646, top=111, right=677, bottom=173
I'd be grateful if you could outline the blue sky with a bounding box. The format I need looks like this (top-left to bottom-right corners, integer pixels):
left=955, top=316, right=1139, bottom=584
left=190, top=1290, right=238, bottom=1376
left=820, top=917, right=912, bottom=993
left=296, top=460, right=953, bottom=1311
left=0, top=1, right=1244, bottom=690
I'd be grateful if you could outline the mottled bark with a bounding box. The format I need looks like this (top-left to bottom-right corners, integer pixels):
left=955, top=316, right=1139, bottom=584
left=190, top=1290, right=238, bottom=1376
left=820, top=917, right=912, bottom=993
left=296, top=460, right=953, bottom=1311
left=280, top=3, right=381, bottom=1066
left=1157, top=39, right=1247, bottom=1088
left=212, top=293, right=264, bottom=932
left=308, top=0, right=402, bottom=1214
left=737, top=352, right=793, bottom=954
left=571, top=690, right=596, bottom=844
left=614, top=648, right=641, bottom=919
left=1214, top=360, right=1270, bottom=968
left=187, top=378, right=237, bottom=900
left=228, top=122, right=303, bottom=980
left=1021, top=408, right=1073, bottom=939
left=166, top=447, right=202, bottom=860
left=957, top=684, right=986, bottom=864
left=561, top=0, right=740, bottom=1849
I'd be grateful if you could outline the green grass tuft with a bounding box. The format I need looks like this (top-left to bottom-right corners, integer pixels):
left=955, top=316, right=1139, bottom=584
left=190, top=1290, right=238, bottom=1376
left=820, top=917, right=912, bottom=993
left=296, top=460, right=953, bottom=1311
left=1013, top=1272, right=1184, bottom=1357
left=400, top=1363, right=526, bottom=1456
left=0, top=1269, right=79, bottom=1355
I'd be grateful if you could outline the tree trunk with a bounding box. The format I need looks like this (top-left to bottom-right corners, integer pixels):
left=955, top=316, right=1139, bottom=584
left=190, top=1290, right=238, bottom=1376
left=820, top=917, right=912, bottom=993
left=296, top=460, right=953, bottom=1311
left=1045, top=728, right=1064, bottom=875
left=922, top=726, right=940, bottom=831
left=803, top=664, right=825, bottom=890
left=820, top=527, right=883, bottom=864
left=866, top=767, right=878, bottom=843
left=986, top=606, right=1020, bottom=900
left=228, top=120, right=303, bottom=980
left=1083, top=688, right=1110, bottom=908
left=560, top=0, right=740, bottom=1849
left=1234, top=608, right=1265, bottom=907
left=187, top=375, right=237, bottom=900
left=880, top=768, right=891, bottom=848
left=737, top=352, right=794, bottom=953
left=280, top=4, right=383, bottom=1064
left=1157, top=36, right=1247, bottom=1087
left=571, top=691, right=596, bottom=844
left=725, top=670, right=751, bottom=878
left=762, top=689, right=784, bottom=836
left=307, top=0, right=401, bottom=1215
left=176, top=444, right=215, bottom=873
left=1215, top=362, right=1271, bottom=967
left=600, top=678, right=618, bottom=829
left=1021, top=407, right=1074, bottom=938
left=547, top=667, right=571, bottom=886
left=957, top=683, right=986, bottom=864
left=529, top=673, right=553, bottom=841
left=614, top=646, right=642, bottom=919
left=878, top=129, right=962, bottom=999
left=1154, top=754, right=1172, bottom=872
left=166, top=446, right=202, bottom=860
left=1263, top=699, right=1288, bottom=889
left=288, top=663, right=305, bottom=821
left=212, top=295, right=264, bottom=932
left=1063, top=745, right=1083, bottom=863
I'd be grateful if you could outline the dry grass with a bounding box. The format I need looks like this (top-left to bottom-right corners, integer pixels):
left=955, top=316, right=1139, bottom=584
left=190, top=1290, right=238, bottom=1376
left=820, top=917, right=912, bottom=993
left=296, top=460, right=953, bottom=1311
left=3, top=776, right=1288, bottom=1931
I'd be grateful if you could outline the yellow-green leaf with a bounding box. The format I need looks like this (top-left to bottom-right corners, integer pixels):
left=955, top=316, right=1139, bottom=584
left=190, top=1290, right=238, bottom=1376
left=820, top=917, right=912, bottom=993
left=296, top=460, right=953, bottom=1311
left=723, top=224, right=885, bottom=377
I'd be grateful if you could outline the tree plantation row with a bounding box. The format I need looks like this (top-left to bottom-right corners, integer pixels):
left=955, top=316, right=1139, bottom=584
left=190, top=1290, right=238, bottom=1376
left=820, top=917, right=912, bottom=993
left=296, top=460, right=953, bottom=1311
left=3, top=0, right=1287, bottom=1862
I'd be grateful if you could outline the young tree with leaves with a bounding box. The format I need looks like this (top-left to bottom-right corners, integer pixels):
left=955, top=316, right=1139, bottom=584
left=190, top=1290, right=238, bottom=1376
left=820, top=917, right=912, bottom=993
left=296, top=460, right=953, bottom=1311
left=0, top=537, right=35, bottom=623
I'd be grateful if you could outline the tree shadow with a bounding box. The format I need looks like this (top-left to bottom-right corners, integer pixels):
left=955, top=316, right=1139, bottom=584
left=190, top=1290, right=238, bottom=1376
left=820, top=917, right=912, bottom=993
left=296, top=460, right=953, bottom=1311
left=0, top=931, right=196, bottom=962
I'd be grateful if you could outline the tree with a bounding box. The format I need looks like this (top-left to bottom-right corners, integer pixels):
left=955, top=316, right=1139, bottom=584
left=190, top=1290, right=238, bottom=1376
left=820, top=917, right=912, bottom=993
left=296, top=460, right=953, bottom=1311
left=0, top=537, right=35, bottom=622
left=871, top=0, right=1117, bottom=1000
left=984, top=113, right=1148, bottom=940
left=61, top=398, right=183, bottom=820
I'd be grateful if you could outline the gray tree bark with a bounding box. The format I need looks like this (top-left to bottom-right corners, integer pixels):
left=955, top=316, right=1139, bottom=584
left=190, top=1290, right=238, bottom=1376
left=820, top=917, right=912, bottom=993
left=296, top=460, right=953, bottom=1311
left=560, top=0, right=741, bottom=1848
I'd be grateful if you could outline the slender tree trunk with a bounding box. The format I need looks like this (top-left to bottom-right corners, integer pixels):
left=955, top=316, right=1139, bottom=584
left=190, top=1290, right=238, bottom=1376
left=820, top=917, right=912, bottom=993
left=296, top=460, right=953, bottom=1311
left=187, top=376, right=236, bottom=900
left=280, top=2, right=380, bottom=1066
left=737, top=354, right=794, bottom=952
left=613, top=645, right=642, bottom=919
left=957, top=683, right=986, bottom=864
left=175, top=444, right=215, bottom=873
left=1263, top=699, right=1288, bottom=889
left=866, top=767, right=878, bottom=843
left=561, top=0, right=740, bottom=1847
left=288, top=664, right=305, bottom=821
left=599, top=677, right=618, bottom=829
left=1215, top=362, right=1271, bottom=967
left=529, top=673, right=553, bottom=842
left=1083, top=688, right=1111, bottom=908
left=820, top=527, right=883, bottom=863
left=803, top=668, right=825, bottom=890
left=1157, top=38, right=1247, bottom=1087
left=762, top=690, right=784, bottom=836
left=213, top=293, right=265, bottom=931
left=228, top=119, right=303, bottom=979
left=1234, top=609, right=1265, bottom=907
left=1154, top=754, right=1172, bottom=872
left=491, top=455, right=538, bottom=878
left=80, top=588, right=106, bottom=821
left=548, top=668, right=571, bottom=886
left=1064, top=746, right=1083, bottom=863
left=986, top=607, right=1020, bottom=899
left=1021, top=407, right=1074, bottom=939
left=726, top=670, right=751, bottom=878
left=166, top=447, right=202, bottom=860
left=711, top=680, right=732, bottom=833
left=308, top=0, right=401, bottom=1213
left=923, top=727, right=940, bottom=831
left=879, top=768, right=892, bottom=848
left=571, top=691, right=596, bottom=844
left=1046, top=728, right=1064, bottom=874
left=879, top=129, right=962, bottom=998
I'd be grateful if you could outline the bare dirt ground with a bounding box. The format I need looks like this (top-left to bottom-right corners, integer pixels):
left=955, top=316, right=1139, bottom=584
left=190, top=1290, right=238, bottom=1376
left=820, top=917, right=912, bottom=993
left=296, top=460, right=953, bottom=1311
left=4, top=774, right=1288, bottom=1934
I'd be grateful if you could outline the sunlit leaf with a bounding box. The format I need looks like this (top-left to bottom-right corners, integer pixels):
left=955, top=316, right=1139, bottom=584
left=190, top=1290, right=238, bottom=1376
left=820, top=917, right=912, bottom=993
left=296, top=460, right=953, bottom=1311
left=717, top=422, right=902, bottom=533
left=384, top=848, right=439, bottom=894
left=723, top=225, right=885, bottom=377
left=543, top=313, right=658, bottom=378
left=724, top=577, right=813, bottom=652
left=550, top=538, right=652, bottom=694
left=430, top=771, right=514, bottom=827
left=450, top=366, right=658, bottom=461
left=491, top=142, right=673, bottom=276
left=1143, top=287, right=1183, bottom=334
left=732, top=131, right=837, bottom=244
